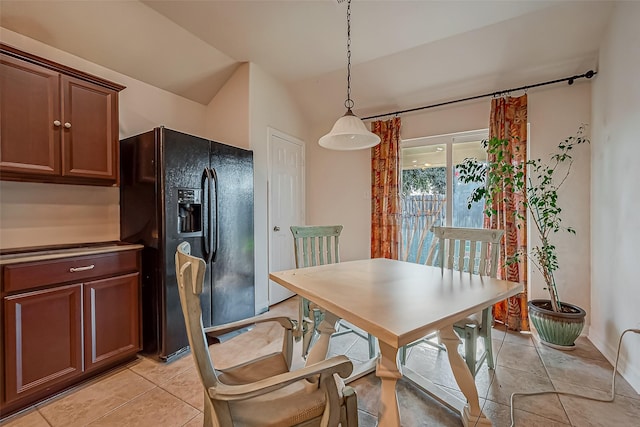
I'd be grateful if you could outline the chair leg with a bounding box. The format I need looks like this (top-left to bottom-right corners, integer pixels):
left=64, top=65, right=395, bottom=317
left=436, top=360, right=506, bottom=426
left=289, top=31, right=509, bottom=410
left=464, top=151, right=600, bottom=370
left=302, top=307, right=322, bottom=357
left=484, top=332, right=494, bottom=370
left=367, top=334, right=377, bottom=359
left=298, top=297, right=310, bottom=356
left=295, top=298, right=305, bottom=341
left=436, top=330, right=443, bottom=345
left=301, top=317, right=314, bottom=358
left=399, top=345, right=407, bottom=365
left=483, top=308, right=495, bottom=370
left=343, top=386, right=358, bottom=426
left=464, top=324, right=478, bottom=378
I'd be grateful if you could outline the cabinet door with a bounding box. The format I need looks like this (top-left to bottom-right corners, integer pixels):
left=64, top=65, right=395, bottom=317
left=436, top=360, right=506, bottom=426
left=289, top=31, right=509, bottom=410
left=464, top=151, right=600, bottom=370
left=3, top=284, right=82, bottom=404
left=61, top=75, right=118, bottom=183
left=0, top=54, right=61, bottom=176
left=84, top=273, right=140, bottom=372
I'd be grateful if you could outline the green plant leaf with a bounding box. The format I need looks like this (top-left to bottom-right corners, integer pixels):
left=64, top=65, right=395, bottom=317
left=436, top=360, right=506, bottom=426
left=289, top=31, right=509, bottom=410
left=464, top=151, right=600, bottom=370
left=455, top=125, right=589, bottom=311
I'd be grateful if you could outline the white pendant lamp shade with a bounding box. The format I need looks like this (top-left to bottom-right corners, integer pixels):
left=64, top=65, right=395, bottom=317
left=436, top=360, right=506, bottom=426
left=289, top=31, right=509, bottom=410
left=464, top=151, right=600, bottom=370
left=319, top=0, right=380, bottom=151
left=319, top=109, right=381, bottom=151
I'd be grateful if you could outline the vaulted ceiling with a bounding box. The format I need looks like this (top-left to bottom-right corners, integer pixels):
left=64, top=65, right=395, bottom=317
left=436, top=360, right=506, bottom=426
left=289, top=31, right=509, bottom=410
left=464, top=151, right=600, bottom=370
left=0, top=1, right=614, bottom=126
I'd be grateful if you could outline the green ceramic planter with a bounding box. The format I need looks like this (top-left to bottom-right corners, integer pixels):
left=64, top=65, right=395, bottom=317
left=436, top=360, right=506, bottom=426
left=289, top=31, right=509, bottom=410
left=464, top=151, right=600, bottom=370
left=528, top=299, right=586, bottom=349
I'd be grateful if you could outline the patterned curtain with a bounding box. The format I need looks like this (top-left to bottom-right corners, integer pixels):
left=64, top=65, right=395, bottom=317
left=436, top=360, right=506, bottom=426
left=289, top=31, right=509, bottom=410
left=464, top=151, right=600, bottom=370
left=371, top=117, right=401, bottom=259
left=487, top=95, right=529, bottom=331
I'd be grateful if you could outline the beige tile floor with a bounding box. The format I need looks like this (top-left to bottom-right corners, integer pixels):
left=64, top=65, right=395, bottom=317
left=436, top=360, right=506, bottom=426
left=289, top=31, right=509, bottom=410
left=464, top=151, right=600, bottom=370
left=2, top=296, right=638, bottom=427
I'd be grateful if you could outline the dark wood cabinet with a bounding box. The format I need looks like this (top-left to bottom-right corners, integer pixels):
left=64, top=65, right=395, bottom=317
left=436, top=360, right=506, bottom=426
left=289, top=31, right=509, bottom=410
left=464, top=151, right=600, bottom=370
left=0, top=55, right=61, bottom=177
left=0, top=246, right=141, bottom=416
left=61, top=75, right=119, bottom=182
left=0, top=43, right=124, bottom=186
left=84, top=272, right=140, bottom=372
left=3, top=284, right=83, bottom=404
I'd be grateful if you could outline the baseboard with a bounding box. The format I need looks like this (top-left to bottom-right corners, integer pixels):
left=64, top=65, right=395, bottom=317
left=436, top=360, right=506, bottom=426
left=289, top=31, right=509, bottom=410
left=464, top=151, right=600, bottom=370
left=587, top=325, right=640, bottom=393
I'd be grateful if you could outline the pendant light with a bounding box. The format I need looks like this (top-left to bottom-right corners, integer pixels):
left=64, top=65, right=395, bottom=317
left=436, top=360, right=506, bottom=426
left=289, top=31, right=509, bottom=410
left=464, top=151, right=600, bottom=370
left=319, top=0, right=380, bottom=151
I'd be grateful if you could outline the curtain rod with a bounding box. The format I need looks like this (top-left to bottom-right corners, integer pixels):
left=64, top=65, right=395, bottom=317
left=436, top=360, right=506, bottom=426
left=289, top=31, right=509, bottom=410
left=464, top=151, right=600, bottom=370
left=362, top=69, right=596, bottom=121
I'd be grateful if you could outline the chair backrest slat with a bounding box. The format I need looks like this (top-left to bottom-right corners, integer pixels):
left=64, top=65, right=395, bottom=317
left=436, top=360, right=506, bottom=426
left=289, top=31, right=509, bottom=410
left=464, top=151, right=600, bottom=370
left=469, top=240, right=478, bottom=272
left=291, top=225, right=342, bottom=268
left=428, top=226, right=504, bottom=277
left=457, top=238, right=465, bottom=270
left=478, top=240, right=488, bottom=274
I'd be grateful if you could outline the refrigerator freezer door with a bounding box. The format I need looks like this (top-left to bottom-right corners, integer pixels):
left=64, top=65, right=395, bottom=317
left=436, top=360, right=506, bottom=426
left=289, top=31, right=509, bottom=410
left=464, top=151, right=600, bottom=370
left=161, top=128, right=213, bottom=358
left=209, top=142, right=255, bottom=326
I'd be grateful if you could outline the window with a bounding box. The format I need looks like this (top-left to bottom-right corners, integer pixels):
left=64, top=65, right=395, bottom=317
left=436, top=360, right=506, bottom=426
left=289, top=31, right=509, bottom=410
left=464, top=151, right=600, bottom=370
left=400, top=129, right=488, bottom=263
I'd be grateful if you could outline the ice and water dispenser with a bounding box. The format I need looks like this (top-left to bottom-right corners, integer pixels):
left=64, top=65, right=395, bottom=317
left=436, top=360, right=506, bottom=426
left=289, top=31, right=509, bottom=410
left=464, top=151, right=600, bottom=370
left=177, top=188, right=202, bottom=236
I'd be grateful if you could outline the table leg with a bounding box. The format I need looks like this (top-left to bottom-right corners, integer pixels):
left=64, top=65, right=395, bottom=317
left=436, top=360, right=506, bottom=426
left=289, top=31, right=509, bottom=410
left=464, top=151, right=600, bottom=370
left=305, top=311, right=338, bottom=366
left=439, top=326, right=491, bottom=427
left=376, top=341, right=402, bottom=427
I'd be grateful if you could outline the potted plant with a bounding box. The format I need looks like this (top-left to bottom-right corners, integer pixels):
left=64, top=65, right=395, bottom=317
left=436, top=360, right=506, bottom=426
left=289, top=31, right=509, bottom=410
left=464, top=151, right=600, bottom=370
left=457, top=125, right=589, bottom=349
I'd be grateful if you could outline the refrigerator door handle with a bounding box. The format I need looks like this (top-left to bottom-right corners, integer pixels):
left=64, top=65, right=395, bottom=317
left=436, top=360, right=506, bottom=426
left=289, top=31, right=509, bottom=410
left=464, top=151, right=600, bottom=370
left=202, top=168, right=215, bottom=264
left=210, top=167, right=219, bottom=262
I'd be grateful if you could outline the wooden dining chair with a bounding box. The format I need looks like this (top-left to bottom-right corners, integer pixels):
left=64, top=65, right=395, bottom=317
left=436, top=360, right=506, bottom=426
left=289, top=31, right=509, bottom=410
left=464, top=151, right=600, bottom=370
left=290, top=225, right=377, bottom=359
left=400, top=226, right=505, bottom=378
left=175, top=241, right=359, bottom=427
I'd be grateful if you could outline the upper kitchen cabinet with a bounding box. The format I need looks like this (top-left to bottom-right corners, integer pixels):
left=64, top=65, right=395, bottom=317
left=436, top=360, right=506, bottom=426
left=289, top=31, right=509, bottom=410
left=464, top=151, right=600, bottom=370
left=0, top=43, right=125, bottom=186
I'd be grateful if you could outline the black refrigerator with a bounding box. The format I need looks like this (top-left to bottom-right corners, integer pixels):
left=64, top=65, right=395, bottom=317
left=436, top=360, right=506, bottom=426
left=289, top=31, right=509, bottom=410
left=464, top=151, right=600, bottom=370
left=120, top=127, right=255, bottom=361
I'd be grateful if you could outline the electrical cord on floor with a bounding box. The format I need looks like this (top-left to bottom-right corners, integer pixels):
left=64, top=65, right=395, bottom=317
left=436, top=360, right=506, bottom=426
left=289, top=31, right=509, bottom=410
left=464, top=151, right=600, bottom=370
left=508, top=328, right=640, bottom=427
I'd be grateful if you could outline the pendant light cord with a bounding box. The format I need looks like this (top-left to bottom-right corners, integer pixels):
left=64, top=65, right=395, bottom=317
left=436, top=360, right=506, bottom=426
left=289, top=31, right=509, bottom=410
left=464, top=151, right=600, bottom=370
left=344, top=0, right=354, bottom=110
left=319, top=0, right=381, bottom=149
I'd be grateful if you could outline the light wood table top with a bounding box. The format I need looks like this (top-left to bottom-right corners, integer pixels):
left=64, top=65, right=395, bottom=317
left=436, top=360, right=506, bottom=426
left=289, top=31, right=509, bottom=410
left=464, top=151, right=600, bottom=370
left=270, top=257, right=524, bottom=427
left=270, top=257, right=522, bottom=348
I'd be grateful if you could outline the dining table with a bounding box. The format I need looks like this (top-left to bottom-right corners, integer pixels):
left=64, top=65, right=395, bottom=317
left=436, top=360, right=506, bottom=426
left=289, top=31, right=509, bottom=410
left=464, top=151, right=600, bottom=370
left=269, top=257, right=524, bottom=427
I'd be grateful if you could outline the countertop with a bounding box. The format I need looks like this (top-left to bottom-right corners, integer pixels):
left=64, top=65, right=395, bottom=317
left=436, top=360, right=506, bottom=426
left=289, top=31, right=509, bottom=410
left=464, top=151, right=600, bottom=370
left=0, top=242, right=144, bottom=265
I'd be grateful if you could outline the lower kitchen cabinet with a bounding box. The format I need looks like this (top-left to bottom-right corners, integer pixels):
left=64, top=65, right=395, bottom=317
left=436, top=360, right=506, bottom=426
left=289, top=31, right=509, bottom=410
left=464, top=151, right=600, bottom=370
left=3, top=284, right=83, bottom=404
left=84, top=272, right=140, bottom=372
left=0, top=245, right=142, bottom=417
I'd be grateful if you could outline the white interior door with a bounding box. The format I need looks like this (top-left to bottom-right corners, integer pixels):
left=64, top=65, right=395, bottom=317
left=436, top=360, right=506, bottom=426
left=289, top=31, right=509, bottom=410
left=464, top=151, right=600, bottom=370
left=268, top=129, right=304, bottom=305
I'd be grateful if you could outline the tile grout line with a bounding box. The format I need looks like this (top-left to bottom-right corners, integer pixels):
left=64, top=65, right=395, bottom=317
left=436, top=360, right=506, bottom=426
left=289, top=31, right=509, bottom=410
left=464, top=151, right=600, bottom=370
left=480, top=328, right=574, bottom=426
left=75, top=367, right=160, bottom=427
left=532, top=339, right=576, bottom=426
left=28, top=366, right=145, bottom=427
left=479, top=324, right=509, bottom=424
left=155, top=366, right=204, bottom=414
left=179, top=411, right=202, bottom=427
left=84, top=384, right=161, bottom=427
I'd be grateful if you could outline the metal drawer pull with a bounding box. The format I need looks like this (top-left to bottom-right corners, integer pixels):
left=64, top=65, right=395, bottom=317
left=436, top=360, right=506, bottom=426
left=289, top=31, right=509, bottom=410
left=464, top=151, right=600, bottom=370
left=69, top=264, right=95, bottom=272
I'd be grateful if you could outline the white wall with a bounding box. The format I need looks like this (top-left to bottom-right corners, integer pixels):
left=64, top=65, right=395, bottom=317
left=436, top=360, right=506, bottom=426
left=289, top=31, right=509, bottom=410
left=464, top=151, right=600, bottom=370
left=249, top=63, right=310, bottom=313
left=0, top=28, right=208, bottom=249
left=306, top=121, right=373, bottom=262
left=590, top=2, right=640, bottom=392
left=527, top=84, right=591, bottom=316
left=205, top=63, right=250, bottom=149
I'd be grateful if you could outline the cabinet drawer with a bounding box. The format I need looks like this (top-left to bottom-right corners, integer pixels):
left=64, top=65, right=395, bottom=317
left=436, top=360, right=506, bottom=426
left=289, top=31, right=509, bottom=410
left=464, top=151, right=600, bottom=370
left=3, top=251, right=139, bottom=293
